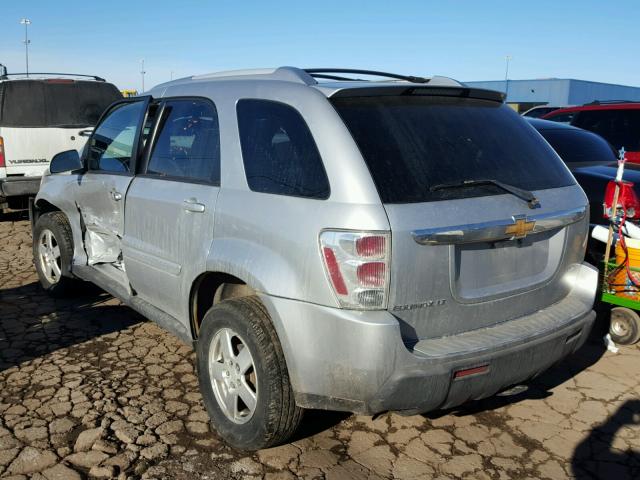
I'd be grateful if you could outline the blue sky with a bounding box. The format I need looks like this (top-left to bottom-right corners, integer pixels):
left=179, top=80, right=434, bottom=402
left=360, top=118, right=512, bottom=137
left=1, top=1, right=638, bottom=91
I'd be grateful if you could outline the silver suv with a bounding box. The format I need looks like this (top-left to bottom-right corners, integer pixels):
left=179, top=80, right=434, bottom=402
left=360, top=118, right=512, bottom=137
left=31, top=67, right=597, bottom=450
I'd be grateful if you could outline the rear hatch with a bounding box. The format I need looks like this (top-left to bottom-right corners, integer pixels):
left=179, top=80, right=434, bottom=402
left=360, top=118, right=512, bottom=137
left=0, top=79, right=121, bottom=176
left=331, top=90, right=589, bottom=342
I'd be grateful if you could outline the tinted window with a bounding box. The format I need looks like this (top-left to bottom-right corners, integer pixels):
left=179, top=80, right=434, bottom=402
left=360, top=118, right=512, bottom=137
left=332, top=95, right=575, bottom=203
left=88, top=101, right=145, bottom=173
left=0, top=80, right=122, bottom=127
left=147, top=99, right=220, bottom=183
left=537, top=129, right=616, bottom=166
left=572, top=109, right=640, bottom=152
left=545, top=112, right=576, bottom=124
left=237, top=99, right=329, bottom=199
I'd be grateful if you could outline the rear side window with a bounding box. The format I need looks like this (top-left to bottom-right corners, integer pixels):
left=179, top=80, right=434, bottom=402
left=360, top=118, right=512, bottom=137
left=88, top=101, right=145, bottom=173
left=147, top=99, right=220, bottom=183
left=572, top=109, right=640, bottom=152
left=0, top=80, right=121, bottom=128
left=537, top=128, right=616, bottom=166
left=332, top=95, right=575, bottom=204
left=237, top=99, right=329, bottom=199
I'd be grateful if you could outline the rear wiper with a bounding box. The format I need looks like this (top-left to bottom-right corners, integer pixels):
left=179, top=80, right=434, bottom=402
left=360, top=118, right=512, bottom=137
left=430, top=179, right=541, bottom=209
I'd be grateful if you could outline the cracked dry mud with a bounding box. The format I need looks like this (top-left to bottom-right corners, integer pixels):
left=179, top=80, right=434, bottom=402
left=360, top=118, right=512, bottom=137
left=0, top=215, right=639, bottom=480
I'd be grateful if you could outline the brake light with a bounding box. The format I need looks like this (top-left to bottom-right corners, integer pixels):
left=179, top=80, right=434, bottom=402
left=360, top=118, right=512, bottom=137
left=604, top=180, right=640, bottom=218
left=320, top=231, right=390, bottom=309
left=322, top=247, right=348, bottom=295
left=0, top=137, right=5, bottom=168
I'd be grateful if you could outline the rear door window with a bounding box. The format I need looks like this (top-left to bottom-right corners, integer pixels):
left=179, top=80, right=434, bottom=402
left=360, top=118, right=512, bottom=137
left=236, top=99, right=330, bottom=199
left=146, top=99, right=220, bottom=183
left=0, top=80, right=121, bottom=128
left=572, top=109, right=640, bottom=152
left=331, top=95, right=575, bottom=204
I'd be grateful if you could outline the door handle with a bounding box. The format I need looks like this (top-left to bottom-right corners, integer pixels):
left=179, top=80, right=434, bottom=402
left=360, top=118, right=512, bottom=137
left=183, top=198, right=205, bottom=213
left=110, top=190, right=122, bottom=201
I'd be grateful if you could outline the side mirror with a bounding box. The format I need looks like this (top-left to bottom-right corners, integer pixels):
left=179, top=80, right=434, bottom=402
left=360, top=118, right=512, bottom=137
left=50, top=150, right=83, bottom=174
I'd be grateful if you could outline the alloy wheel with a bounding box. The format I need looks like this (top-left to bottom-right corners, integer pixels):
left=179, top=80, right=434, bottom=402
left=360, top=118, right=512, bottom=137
left=208, top=327, right=258, bottom=424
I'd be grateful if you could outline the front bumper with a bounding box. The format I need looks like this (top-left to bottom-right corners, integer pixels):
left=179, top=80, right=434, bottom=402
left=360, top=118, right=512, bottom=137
left=0, top=176, right=41, bottom=198
left=260, top=262, right=598, bottom=415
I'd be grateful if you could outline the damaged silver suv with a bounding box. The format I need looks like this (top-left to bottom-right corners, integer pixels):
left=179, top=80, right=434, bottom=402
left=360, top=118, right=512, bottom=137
left=31, top=67, right=598, bottom=450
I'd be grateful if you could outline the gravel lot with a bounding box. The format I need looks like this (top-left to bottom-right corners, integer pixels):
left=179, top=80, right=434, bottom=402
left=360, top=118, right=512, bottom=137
left=1, top=215, right=639, bottom=480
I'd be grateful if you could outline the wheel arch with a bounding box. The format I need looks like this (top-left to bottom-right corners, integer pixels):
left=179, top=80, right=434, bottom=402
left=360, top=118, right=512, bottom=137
left=190, top=271, right=257, bottom=339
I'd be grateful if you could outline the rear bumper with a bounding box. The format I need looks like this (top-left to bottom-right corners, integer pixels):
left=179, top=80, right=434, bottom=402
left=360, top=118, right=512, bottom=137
left=0, top=176, right=41, bottom=198
left=261, top=262, right=598, bottom=415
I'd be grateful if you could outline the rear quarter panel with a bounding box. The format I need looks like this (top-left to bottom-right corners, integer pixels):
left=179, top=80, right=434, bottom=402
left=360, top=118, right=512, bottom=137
left=158, top=80, right=390, bottom=306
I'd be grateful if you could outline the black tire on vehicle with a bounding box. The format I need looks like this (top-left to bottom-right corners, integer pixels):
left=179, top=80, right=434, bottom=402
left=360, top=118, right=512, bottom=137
left=609, top=307, right=640, bottom=345
left=32, top=211, right=79, bottom=296
left=196, top=296, right=303, bottom=450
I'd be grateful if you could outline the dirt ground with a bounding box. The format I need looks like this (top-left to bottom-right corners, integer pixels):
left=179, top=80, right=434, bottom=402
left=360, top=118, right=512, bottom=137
left=1, top=214, right=639, bottom=480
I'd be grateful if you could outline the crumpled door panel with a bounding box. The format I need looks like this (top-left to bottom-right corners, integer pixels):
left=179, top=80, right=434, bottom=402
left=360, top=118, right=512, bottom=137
left=80, top=211, right=122, bottom=265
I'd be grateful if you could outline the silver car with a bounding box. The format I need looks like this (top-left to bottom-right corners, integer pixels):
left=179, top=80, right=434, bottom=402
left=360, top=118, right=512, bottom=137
left=31, top=67, right=597, bottom=450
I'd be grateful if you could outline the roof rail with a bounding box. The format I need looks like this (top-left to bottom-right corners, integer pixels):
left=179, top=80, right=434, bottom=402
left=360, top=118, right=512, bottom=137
left=0, top=72, right=105, bottom=81
left=304, top=68, right=430, bottom=84
left=584, top=99, right=634, bottom=105
left=191, top=67, right=316, bottom=85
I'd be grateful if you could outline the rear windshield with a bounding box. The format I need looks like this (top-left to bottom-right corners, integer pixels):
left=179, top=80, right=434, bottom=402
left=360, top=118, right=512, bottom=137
left=331, top=95, right=575, bottom=203
left=0, top=80, right=122, bottom=128
left=572, top=109, right=640, bottom=152
left=537, top=128, right=617, bottom=166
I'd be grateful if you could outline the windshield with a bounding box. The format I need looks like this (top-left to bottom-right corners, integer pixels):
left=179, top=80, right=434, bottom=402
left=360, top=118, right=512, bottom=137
left=0, top=80, right=122, bottom=128
left=331, top=95, right=575, bottom=203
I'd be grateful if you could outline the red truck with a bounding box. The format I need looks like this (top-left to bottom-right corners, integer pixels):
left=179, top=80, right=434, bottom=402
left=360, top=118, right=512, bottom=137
left=543, top=101, right=640, bottom=163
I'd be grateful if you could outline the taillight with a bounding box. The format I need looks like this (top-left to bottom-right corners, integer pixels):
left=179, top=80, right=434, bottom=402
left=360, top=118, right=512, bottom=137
left=0, top=136, right=5, bottom=168
left=320, top=230, right=390, bottom=310
left=604, top=180, right=640, bottom=218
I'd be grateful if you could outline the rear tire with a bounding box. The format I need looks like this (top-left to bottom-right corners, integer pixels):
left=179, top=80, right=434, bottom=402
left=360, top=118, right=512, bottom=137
left=33, top=211, right=79, bottom=296
left=196, top=296, right=303, bottom=450
left=609, top=307, right=640, bottom=345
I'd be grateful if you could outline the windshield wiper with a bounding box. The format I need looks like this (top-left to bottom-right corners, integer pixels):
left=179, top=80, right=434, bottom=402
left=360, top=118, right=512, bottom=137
left=430, top=179, right=541, bottom=209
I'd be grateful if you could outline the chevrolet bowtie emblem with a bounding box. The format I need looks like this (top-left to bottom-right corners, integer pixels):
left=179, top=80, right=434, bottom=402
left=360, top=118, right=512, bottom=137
left=505, top=216, right=535, bottom=239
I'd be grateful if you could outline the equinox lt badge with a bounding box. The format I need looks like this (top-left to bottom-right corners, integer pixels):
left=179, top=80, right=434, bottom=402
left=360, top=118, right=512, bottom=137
left=393, top=299, right=447, bottom=311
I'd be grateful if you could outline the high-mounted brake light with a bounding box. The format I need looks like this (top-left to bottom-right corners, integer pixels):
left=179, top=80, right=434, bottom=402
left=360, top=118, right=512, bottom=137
left=0, top=137, right=5, bottom=168
left=320, top=231, right=390, bottom=310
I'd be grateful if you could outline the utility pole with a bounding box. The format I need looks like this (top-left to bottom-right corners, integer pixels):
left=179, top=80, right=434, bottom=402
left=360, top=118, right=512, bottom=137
left=140, top=59, right=146, bottom=92
left=20, top=18, right=31, bottom=77
left=504, top=55, right=512, bottom=100
left=170, top=70, right=174, bottom=81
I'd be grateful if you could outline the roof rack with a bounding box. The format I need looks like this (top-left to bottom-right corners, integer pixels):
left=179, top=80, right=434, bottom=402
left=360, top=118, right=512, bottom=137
left=0, top=72, right=105, bottom=82
left=584, top=99, right=634, bottom=105
left=304, top=68, right=430, bottom=84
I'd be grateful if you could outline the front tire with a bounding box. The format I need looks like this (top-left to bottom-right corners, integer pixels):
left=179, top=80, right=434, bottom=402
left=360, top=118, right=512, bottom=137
left=33, top=211, right=79, bottom=296
left=196, top=296, right=303, bottom=450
